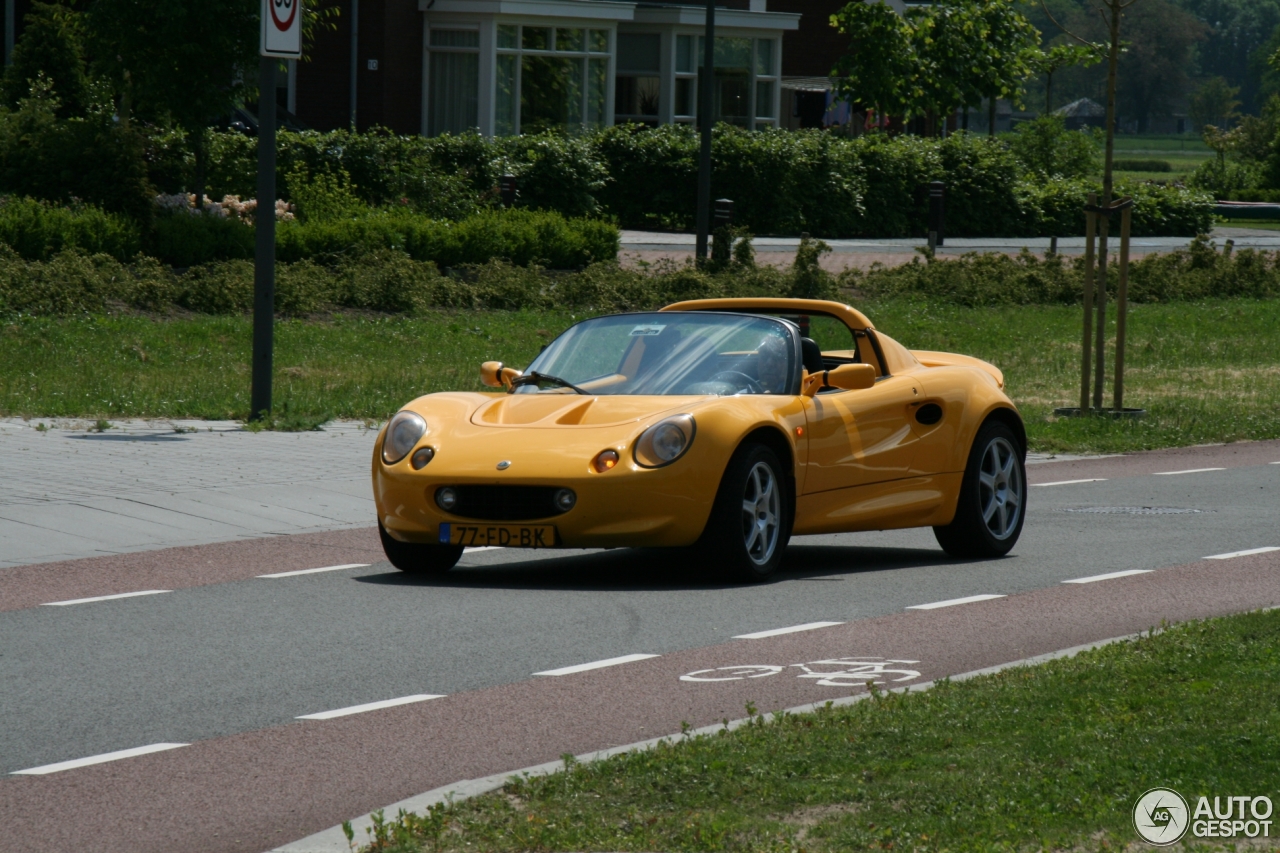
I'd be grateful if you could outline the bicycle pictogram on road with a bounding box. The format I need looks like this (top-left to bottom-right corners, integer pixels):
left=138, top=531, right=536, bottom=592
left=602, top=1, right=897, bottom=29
left=680, top=657, right=922, bottom=688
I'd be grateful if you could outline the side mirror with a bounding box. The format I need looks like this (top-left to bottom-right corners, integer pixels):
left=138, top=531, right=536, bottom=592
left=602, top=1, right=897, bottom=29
left=805, top=363, right=876, bottom=395
left=480, top=361, right=522, bottom=389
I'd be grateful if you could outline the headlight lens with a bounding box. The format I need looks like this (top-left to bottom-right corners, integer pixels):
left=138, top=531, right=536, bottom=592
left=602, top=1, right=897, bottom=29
left=382, top=411, right=426, bottom=465
left=634, top=414, right=696, bottom=468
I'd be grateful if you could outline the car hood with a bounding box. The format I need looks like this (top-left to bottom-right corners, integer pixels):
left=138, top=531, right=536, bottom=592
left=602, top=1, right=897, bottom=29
left=469, top=394, right=707, bottom=428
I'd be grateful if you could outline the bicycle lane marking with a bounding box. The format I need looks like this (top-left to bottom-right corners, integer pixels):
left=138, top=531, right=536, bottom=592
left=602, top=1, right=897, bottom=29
left=681, top=657, right=923, bottom=689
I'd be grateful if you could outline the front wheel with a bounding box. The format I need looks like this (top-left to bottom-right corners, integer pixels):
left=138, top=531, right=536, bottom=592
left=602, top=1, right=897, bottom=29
left=933, top=421, right=1026, bottom=558
left=698, top=443, right=791, bottom=582
left=379, top=522, right=464, bottom=574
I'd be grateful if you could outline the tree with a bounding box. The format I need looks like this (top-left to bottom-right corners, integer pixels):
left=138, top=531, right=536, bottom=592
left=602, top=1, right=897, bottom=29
left=1, top=1, right=90, bottom=118
left=1188, top=76, right=1242, bottom=132
left=830, top=1, right=918, bottom=120
left=1178, top=0, right=1280, bottom=114
left=1115, top=0, right=1207, bottom=131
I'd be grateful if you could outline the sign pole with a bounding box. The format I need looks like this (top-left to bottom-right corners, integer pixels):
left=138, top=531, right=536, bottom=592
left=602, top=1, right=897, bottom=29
left=251, top=56, right=277, bottom=422
left=694, top=0, right=715, bottom=262
left=254, top=0, right=301, bottom=422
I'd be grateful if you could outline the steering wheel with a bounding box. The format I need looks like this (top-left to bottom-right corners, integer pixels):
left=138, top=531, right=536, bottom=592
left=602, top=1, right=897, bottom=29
left=708, top=371, right=764, bottom=394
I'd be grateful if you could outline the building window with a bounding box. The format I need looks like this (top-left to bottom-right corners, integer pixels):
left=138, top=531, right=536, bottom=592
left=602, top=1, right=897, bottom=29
left=493, top=24, right=611, bottom=136
left=674, top=35, right=778, bottom=130
left=428, top=28, right=480, bottom=136
left=616, top=33, right=660, bottom=125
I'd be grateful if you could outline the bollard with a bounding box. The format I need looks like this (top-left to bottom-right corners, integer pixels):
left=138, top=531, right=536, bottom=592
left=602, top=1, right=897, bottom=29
left=928, top=181, right=945, bottom=247
left=499, top=174, right=518, bottom=209
left=1049, top=236, right=1058, bottom=255
left=713, top=198, right=734, bottom=230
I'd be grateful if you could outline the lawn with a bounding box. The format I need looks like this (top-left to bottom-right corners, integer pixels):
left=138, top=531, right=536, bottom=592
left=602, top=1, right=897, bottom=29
left=3, top=296, right=1279, bottom=454
left=352, top=610, right=1280, bottom=852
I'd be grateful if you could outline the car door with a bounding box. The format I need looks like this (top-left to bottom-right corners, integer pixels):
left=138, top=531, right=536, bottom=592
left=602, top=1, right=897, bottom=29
left=801, top=373, right=923, bottom=494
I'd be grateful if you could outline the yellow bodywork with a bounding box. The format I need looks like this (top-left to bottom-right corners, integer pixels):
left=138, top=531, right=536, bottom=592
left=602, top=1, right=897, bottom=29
left=373, top=298, right=1022, bottom=549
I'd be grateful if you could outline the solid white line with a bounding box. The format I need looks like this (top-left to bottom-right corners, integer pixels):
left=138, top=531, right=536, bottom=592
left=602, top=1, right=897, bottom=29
left=464, top=546, right=503, bottom=553
left=296, top=694, right=445, bottom=720
left=1062, top=569, right=1153, bottom=584
left=1032, top=478, right=1107, bottom=487
left=41, top=589, right=170, bottom=606
left=11, top=743, right=188, bottom=775
left=734, top=621, right=844, bottom=639
left=533, top=653, right=660, bottom=677
left=906, top=594, right=1006, bottom=610
left=1204, top=546, right=1280, bottom=561
left=1152, top=467, right=1225, bottom=476
left=257, top=564, right=369, bottom=579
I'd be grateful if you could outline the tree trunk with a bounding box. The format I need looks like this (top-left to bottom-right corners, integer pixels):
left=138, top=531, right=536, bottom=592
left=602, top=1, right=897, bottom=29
left=988, top=96, right=996, bottom=136
left=1045, top=71, right=1053, bottom=115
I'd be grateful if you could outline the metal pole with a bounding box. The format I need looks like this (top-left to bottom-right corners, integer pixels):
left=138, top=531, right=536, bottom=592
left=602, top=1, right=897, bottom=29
left=694, top=0, right=715, bottom=261
left=5, top=0, right=14, bottom=65
left=349, top=0, right=359, bottom=129
left=1112, top=203, right=1131, bottom=413
left=251, top=58, right=278, bottom=422
left=1080, top=193, right=1096, bottom=414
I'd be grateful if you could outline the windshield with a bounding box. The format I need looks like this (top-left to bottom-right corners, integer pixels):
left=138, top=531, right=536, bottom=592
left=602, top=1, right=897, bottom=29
left=517, top=312, right=799, bottom=396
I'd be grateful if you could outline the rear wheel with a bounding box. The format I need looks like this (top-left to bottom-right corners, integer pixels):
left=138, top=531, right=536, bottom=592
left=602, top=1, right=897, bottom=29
left=379, top=522, right=464, bottom=574
left=933, top=421, right=1026, bottom=558
left=699, top=443, right=791, bottom=582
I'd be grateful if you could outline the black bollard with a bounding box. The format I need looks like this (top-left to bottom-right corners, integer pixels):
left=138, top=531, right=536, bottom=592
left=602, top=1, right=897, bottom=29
left=928, top=181, right=945, bottom=247
left=499, top=174, right=518, bottom=209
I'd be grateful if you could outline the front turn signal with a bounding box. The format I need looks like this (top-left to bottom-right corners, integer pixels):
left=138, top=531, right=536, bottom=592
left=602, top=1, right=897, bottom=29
left=592, top=449, right=620, bottom=472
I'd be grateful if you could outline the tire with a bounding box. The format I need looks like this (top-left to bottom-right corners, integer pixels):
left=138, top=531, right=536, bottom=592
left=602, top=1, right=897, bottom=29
left=933, top=420, right=1027, bottom=558
left=699, top=443, right=791, bottom=582
left=379, top=522, right=464, bottom=574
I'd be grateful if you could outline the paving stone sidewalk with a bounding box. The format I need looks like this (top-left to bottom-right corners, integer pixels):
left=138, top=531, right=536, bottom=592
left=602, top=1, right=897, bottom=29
left=0, top=418, right=378, bottom=568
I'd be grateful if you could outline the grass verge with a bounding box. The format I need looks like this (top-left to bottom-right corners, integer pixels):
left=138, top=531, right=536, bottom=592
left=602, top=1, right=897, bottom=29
left=353, top=610, right=1280, bottom=852
left=2, top=298, right=1278, bottom=453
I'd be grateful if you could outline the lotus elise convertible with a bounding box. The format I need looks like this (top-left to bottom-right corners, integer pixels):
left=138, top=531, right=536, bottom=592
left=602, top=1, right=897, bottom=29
left=372, top=298, right=1026, bottom=581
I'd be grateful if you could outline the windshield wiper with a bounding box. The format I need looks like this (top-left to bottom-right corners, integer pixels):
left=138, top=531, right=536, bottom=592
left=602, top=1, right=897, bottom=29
left=508, top=371, right=588, bottom=395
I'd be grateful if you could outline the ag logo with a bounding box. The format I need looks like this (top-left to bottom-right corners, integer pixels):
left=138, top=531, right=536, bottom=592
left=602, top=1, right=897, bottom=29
left=1134, top=788, right=1190, bottom=845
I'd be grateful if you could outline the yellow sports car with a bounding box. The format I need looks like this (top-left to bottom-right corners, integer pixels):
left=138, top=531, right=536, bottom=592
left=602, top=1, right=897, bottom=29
left=372, top=297, right=1026, bottom=581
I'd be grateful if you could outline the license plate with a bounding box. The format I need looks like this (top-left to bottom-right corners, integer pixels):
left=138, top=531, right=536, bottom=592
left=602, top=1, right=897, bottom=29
left=440, top=522, right=556, bottom=548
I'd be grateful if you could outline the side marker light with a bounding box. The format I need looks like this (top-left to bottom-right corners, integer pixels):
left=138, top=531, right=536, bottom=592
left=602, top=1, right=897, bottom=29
left=411, top=447, right=435, bottom=469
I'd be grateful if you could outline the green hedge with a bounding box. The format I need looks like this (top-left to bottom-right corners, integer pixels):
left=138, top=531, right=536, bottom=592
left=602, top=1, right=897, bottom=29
left=1111, top=159, right=1172, bottom=172
left=186, top=125, right=1211, bottom=239
left=0, top=197, right=141, bottom=261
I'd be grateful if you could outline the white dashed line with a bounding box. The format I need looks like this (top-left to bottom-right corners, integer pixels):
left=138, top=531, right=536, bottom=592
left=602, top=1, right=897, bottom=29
left=257, top=564, right=370, bottom=579
left=1032, top=478, right=1107, bottom=487
left=1152, top=467, right=1226, bottom=476
left=1062, top=569, right=1153, bottom=584
left=41, top=590, right=170, bottom=606
left=11, top=743, right=188, bottom=775
left=906, top=594, right=1005, bottom=610
left=296, top=694, right=445, bottom=720
left=734, top=621, right=844, bottom=639
left=534, top=653, right=660, bottom=676
left=1204, top=546, right=1280, bottom=560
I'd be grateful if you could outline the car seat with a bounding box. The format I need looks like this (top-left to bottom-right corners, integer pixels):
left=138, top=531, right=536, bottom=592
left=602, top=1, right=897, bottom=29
left=800, top=337, right=824, bottom=375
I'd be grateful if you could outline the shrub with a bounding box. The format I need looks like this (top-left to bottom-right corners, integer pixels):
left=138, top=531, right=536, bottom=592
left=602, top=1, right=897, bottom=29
left=0, top=247, right=172, bottom=314
left=1009, top=116, right=1100, bottom=180
left=0, top=79, right=153, bottom=222
left=1017, top=178, right=1213, bottom=237
left=1187, top=158, right=1263, bottom=197
left=147, top=210, right=254, bottom=267
left=0, top=196, right=141, bottom=260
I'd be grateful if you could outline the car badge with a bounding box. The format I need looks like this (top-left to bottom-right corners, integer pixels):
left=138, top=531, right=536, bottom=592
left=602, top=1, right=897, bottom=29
left=496, top=460, right=511, bottom=470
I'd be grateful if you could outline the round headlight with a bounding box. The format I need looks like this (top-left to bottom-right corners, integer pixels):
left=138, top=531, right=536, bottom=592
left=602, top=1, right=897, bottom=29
left=554, top=488, right=577, bottom=512
left=382, top=411, right=426, bottom=465
left=634, top=414, right=696, bottom=468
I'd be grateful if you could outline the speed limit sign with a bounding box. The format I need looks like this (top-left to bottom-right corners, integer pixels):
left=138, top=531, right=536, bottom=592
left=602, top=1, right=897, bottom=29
left=261, top=0, right=302, bottom=57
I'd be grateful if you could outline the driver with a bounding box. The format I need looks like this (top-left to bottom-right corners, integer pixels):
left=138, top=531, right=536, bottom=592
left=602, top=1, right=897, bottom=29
left=756, top=334, right=790, bottom=394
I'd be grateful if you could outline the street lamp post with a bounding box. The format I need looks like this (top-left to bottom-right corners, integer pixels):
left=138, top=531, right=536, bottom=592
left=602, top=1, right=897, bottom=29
left=694, top=0, right=715, bottom=261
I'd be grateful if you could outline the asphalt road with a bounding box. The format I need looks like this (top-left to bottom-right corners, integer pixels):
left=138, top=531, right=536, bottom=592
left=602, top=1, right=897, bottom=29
left=1, top=440, right=1277, bottom=852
